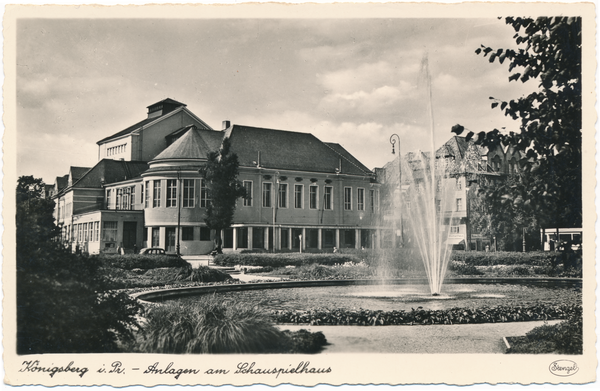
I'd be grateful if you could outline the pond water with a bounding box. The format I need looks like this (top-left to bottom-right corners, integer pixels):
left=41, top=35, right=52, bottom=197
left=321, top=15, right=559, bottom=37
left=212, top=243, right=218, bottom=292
left=168, top=283, right=581, bottom=312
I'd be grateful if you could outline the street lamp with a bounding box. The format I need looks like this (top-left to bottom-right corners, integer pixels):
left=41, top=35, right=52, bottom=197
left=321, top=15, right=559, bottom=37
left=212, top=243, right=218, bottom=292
left=272, top=171, right=280, bottom=252
left=389, top=134, right=403, bottom=247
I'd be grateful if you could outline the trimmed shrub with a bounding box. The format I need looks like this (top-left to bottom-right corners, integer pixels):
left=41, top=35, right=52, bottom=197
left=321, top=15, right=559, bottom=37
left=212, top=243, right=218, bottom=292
left=97, top=253, right=190, bottom=270
left=448, top=261, right=483, bottom=276
left=282, top=329, right=328, bottom=353
left=185, top=266, right=233, bottom=282
left=450, top=251, right=562, bottom=267
left=213, top=253, right=359, bottom=268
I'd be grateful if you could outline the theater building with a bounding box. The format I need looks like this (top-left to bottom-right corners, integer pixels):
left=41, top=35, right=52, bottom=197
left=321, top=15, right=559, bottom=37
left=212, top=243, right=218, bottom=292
left=52, top=98, right=381, bottom=255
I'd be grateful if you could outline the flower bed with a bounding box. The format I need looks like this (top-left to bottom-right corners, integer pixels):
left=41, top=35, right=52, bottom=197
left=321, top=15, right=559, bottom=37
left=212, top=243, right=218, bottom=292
left=273, top=303, right=581, bottom=326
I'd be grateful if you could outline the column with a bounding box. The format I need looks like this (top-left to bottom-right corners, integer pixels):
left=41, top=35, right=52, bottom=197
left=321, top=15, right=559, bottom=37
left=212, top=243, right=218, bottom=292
left=317, top=228, right=322, bottom=250
left=355, top=229, right=360, bottom=249
left=301, top=228, right=306, bottom=252
left=288, top=228, right=293, bottom=250
left=248, top=227, right=253, bottom=250
left=335, top=229, right=340, bottom=249
left=232, top=228, right=238, bottom=251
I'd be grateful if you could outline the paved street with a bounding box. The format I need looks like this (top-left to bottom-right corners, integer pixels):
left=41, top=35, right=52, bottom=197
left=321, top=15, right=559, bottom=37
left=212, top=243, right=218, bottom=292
left=280, top=320, right=561, bottom=354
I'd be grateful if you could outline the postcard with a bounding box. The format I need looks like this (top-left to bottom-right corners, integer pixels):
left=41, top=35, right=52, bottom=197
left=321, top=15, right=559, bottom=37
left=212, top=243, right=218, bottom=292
left=3, top=1, right=597, bottom=388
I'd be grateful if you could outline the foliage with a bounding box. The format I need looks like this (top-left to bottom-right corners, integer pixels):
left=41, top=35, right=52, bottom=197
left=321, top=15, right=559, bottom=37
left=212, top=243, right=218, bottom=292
left=213, top=252, right=360, bottom=268
left=448, top=261, right=484, bottom=276
left=185, top=266, right=233, bottom=283
left=98, top=253, right=190, bottom=270
left=451, top=251, right=561, bottom=267
left=454, top=17, right=582, bottom=237
left=507, top=306, right=582, bottom=354
left=16, top=176, right=142, bottom=354
left=134, top=297, right=326, bottom=354
left=199, top=137, right=246, bottom=252
left=274, top=303, right=581, bottom=327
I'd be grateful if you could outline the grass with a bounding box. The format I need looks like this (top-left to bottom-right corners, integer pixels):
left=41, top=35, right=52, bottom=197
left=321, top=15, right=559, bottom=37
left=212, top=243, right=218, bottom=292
left=132, top=296, right=327, bottom=354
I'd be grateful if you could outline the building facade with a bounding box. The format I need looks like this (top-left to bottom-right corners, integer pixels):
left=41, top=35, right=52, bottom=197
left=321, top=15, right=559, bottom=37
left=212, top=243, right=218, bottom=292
left=52, top=99, right=382, bottom=255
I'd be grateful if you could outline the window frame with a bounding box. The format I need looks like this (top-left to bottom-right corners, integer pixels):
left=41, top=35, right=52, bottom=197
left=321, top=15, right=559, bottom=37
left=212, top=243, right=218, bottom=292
left=309, top=185, right=318, bottom=210
left=153, top=180, right=162, bottom=208
left=344, top=187, right=352, bottom=211
left=294, top=184, right=304, bottom=209
left=324, top=186, right=333, bottom=210
left=166, top=179, right=177, bottom=208
left=262, top=182, right=272, bottom=208
left=278, top=183, right=288, bottom=208
left=243, top=180, right=253, bottom=207
left=357, top=188, right=365, bottom=211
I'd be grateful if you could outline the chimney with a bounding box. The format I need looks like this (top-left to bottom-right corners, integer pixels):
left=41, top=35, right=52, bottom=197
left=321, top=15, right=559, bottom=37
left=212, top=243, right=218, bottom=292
left=222, top=120, right=231, bottom=130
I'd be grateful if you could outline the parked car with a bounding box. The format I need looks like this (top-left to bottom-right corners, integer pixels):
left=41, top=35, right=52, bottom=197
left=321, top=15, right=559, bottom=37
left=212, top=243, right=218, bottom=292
left=139, top=247, right=181, bottom=257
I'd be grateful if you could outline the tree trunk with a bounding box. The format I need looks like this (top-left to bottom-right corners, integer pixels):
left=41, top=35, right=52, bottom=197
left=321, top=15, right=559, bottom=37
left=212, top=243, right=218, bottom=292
left=213, top=228, right=223, bottom=254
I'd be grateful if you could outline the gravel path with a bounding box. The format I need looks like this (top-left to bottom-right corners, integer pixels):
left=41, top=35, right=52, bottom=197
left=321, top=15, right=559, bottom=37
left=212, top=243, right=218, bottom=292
left=280, top=320, right=561, bottom=354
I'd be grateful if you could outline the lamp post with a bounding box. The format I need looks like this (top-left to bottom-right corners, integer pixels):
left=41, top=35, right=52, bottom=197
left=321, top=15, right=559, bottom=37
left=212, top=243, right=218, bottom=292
left=176, top=168, right=181, bottom=256
left=389, top=134, right=403, bottom=247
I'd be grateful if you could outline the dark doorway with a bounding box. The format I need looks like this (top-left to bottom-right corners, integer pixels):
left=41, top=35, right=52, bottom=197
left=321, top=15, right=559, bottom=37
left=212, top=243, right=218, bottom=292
left=123, top=222, right=137, bottom=250
left=166, top=227, right=176, bottom=253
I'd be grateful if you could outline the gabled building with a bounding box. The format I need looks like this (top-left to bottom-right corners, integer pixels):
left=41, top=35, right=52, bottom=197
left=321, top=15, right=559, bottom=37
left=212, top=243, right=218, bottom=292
left=53, top=99, right=382, bottom=255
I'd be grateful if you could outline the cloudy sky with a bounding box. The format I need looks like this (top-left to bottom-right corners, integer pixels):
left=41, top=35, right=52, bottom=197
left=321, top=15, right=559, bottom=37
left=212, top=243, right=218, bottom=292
left=16, top=10, right=537, bottom=185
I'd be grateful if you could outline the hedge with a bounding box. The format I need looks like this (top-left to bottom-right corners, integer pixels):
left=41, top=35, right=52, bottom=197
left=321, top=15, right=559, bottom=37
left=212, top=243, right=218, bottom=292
left=97, top=254, right=190, bottom=270
left=450, top=251, right=564, bottom=267
left=213, top=253, right=360, bottom=268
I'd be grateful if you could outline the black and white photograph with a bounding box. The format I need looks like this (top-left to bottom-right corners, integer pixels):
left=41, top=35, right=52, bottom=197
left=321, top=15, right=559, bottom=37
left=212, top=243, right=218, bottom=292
left=3, top=1, right=597, bottom=387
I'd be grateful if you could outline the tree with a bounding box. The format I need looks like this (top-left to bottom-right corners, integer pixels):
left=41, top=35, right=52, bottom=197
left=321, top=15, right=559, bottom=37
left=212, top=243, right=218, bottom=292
left=199, top=137, right=246, bottom=253
left=453, top=17, right=582, bottom=232
left=16, top=176, right=141, bottom=354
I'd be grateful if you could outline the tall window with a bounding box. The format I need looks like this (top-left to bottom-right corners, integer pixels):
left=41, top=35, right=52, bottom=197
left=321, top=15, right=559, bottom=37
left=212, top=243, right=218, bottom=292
left=116, top=188, right=122, bottom=210
left=130, top=186, right=135, bottom=209
left=145, top=181, right=150, bottom=208
left=309, top=185, right=318, bottom=209
left=94, top=221, right=100, bottom=241
left=324, top=186, right=333, bottom=210
left=294, top=184, right=303, bottom=208
left=278, top=183, right=288, bottom=208
left=344, top=187, right=352, bottom=210
left=153, top=180, right=161, bottom=208
left=152, top=227, right=160, bottom=247
left=243, top=181, right=253, bottom=206
left=167, top=179, right=177, bottom=207
left=357, top=188, right=365, bottom=211
left=103, top=221, right=117, bottom=242
left=183, top=179, right=195, bottom=208
left=262, top=183, right=272, bottom=207
left=456, top=198, right=462, bottom=211
left=200, top=179, right=210, bottom=208
left=370, top=189, right=375, bottom=213
left=83, top=223, right=88, bottom=242
left=436, top=199, right=441, bottom=212
left=456, top=177, right=462, bottom=190
left=106, top=189, right=112, bottom=209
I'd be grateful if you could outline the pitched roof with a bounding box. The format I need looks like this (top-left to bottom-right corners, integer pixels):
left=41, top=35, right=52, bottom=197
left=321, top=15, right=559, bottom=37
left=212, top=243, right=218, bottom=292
left=55, top=175, right=69, bottom=191
left=71, top=160, right=149, bottom=188
left=96, top=116, right=159, bottom=144
left=153, top=126, right=216, bottom=160
left=70, top=166, right=92, bottom=182
left=228, top=125, right=372, bottom=176
left=147, top=98, right=186, bottom=108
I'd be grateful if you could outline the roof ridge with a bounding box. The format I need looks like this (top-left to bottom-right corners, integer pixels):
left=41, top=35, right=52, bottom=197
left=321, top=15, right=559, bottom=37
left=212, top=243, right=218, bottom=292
left=324, top=142, right=371, bottom=175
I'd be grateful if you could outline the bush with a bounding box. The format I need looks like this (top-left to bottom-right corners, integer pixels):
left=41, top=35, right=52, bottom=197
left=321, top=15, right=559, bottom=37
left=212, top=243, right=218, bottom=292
left=185, top=266, right=233, bottom=282
left=134, top=297, right=326, bottom=354
left=448, top=260, right=483, bottom=276
left=17, top=250, right=142, bottom=354
left=507, top=309, right=583, bottom=354
left=450, top=251, right=562, bottom=267
left=98, top=254, right=190, bottom=270
left=282, top=329, right=328, bottom=353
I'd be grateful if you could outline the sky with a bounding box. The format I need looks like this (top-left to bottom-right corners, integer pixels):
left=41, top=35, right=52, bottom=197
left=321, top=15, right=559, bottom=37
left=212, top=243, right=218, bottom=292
left=16, top=14, right=537, bottom=185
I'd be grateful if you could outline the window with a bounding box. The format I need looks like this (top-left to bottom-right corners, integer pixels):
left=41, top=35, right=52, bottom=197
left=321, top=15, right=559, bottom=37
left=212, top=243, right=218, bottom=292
left=357, top=188, right=365, bottom=211
left=78, top=223, right=83, bottom=242
left=294, top=184, right=303, bottom=208
left=309, top=185, right=318, bottom=209
left=94, top=221, right=99, bottom=242
left=116, top=188, right=122, bottom=210
left=262, top=183, right=272, bottom=207
left=200, top=227, right=211, bottom=241
left=152, top=227, right=160, bottom=247
left=103, top=221, right=118, bottom=242
left=344, top=187, right=352, bottom=210
left=83, top=223, right=88, bottom=242
left=182, top=227, right=194, bottom=241
left=140, top=184, right=144, bottom=208
left=324, top=186, right=333, bottom=210
left=106, top=189, right=112, bottom=209
left=167, top=179, right=177, bottom=207
left=153, top=180, right=161, bottom=208
left=370, top=189, right=375, bottom=213
left=436, top=199, right=441, bottom=212
left=200, top=179, right=210, bottom=208
left=456, top=198, right=462, bottom=211
left=451, top=226, right=460, bottom=234
left=278, top=183, right=288, bottom=208
left=456, top=178, right=462, bottom=190
left=145, top=181, right=150, bottom=208
left=243, top=181, right=253, bottom=206
left=130, top=186, right=135, bottom=209
left=183, top=179, right=195, bottom=208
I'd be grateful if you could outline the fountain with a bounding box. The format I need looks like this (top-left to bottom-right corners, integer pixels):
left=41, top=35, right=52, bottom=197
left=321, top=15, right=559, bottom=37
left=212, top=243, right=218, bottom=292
left=387, top=55, right=456, bottom=296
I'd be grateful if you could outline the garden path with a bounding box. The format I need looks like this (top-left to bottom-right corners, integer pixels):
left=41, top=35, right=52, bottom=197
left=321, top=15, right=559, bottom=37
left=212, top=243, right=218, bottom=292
left=280, top=320, right=561, bottom=354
